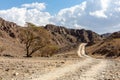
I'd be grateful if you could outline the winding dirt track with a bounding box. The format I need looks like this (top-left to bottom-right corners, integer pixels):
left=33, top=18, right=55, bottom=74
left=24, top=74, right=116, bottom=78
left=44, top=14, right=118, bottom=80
left=0, top=43, right=119, bottom=80
left=33, top=43, right=108, bottom=80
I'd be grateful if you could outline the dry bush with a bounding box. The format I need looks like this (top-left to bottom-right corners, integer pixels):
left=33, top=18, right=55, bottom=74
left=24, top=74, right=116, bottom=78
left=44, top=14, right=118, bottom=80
left=20, top=23, right=51, bottom=57
left=3, top=54, right=13, bottom=57
left=41, top=45, right=59, bottom=57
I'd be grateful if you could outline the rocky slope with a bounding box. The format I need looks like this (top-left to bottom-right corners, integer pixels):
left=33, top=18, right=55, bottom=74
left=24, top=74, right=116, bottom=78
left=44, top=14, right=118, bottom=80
left=0, top=18, right=25, bottom=57
left=45, top=24, right=102, bottom=45
left=86, top=31, right=120, bottom=58
left=0, top=18, right=102, bottom=57
left=101, top=33, right=111, bottom=38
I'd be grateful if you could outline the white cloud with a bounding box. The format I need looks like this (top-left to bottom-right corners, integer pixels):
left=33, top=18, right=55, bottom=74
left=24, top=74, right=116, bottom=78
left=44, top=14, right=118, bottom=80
left=25, top=9, right=51, bottom=25
left=50, top=1, right=87, bottom=28
left=58, top=1, right=86, bottom=16
left=115, top=7, right=120, bottom=12
left=101, top=0, right=109, bottom=10
left=89, top=0, right=110, bottom=18
left=0, top=7, right=26, bottom=25
left=114, top=0, right=120, bottom=5
left=89, top=10, right=107, bottom=18
left=51, top=0, right=120, bottom=33
left=22, top=2, right=46, bottom=10
left=0, top=2, right=52, bottom=26
left=0, top=0, right=120, bottom=33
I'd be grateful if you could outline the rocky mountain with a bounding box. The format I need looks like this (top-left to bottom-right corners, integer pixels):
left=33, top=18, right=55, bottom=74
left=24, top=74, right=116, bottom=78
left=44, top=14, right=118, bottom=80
left=45, top=24, right=102, bottom=45
left=108, top=31, right=120, bottom=39
left=0, top=18, right=102, bottom=57
left=86, top=31, right=120, bottom=58
left=0, top=18, right=25, bottom=57
left=101, top=33, right=111, bottom=38
left=0, top=18, right=21, bottom=38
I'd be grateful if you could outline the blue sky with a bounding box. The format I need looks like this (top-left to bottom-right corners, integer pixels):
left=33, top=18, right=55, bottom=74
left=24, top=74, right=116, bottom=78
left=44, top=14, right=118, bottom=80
left=0, top=0, right=84, bottom=14
left=0, top=0, right=120, bottom=34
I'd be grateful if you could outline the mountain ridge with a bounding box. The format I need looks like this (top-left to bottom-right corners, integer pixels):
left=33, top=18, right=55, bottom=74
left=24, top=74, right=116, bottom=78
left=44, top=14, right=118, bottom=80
left=86, top=31, right=120, bottom=58
left=0, top=17, right=119, bottom=58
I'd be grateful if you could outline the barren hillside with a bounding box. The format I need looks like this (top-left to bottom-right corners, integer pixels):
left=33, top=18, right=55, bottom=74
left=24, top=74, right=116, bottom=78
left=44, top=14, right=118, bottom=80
left=86, top=31, right=120, bottom=58
left=0, top=18, right=102, bottom=57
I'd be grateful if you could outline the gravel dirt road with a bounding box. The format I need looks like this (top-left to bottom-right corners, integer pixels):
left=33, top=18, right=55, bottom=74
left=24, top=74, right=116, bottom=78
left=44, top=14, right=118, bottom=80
left=0, top=43, right=120, bottom=80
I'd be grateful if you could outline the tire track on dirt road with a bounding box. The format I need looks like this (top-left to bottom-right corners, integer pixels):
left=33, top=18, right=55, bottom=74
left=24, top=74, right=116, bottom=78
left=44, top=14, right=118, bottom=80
left=32, top=43, right=107, bottom=80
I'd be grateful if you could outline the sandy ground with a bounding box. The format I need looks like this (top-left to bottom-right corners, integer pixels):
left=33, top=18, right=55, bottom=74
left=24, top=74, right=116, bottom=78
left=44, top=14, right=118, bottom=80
left=0, top=57, right=119, bottom=80
left=0, top=57, right=82, bottom=80
left=0, top=43, right=120, bottom=80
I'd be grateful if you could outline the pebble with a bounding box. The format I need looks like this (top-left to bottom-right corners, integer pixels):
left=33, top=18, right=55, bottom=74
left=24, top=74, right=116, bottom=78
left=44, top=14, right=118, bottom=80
left=13, top=72, right=19, bottom=76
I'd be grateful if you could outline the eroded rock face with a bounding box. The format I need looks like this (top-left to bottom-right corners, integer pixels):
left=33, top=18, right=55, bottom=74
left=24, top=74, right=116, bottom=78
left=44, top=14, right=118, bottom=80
left=109, top=31, right=120, bottom=38
left=45, top=24, right=102, bottom=45
left=0, top=18, right=21, bottom=38
left=0, top=18, right=103, bottom=57
left=86, top=31, right=120, bottom=58
left=101, top=33, right=111, bottom=38
left=0, top=18, right=24, bottom=57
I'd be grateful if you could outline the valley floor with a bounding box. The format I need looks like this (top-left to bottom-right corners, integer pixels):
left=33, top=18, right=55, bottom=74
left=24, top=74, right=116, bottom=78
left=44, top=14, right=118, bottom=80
left=0, top=57, right=120, bottom=80
left=0, top=43, right=120, bottom=80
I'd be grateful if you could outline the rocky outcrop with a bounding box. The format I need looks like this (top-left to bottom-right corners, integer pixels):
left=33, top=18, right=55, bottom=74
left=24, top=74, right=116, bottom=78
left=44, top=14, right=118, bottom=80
left=0, top=18, right=103, bottom=57
left=69, top=29, right=102, bottom=43
left=101, top=33, right=111, bottom=38
left=0, top=18, right=24, bottom=57
left=86, top=31, right=120, bottom=58
left=45, top=24, right=102, bottom=47
left=0, top=18, right=21, bottom=38
left=109, top=31, right=120, bottom=39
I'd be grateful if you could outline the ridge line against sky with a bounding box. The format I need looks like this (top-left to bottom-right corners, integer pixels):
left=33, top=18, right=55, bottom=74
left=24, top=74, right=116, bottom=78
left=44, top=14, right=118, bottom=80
left=0, top=0, right=120, bottom=34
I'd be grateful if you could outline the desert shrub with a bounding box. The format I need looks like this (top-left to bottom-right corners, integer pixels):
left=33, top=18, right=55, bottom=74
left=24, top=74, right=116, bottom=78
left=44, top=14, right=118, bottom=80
left=3, top=54, right=13, bottom=57
left=21, top=23, right=51, bottom=57
left=41, top=45, right=59, bottom=57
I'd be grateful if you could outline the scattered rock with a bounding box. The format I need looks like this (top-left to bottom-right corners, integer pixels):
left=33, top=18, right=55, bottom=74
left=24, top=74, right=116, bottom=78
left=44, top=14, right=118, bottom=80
left=5, top=68, right=9, bottom=71
left=61, top=61, right=65, bottom=64
left=13, top=72, right=19, bottom=76
left=56, top=64, right=61, bottom=67
left=0, top=77, right=2, bottom=80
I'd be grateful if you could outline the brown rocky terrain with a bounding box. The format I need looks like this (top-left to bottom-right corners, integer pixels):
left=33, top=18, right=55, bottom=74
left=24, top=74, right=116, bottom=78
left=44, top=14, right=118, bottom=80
left=0, top=17, right=120, bottom=58
left=45, top=24, right=102, bottom=44
left=86, top=31, right=120, bottom=58
left=0, top=18, right=25, bottom=57
left=101, top=33, right=111, bottom=38
left=0, top=18, right=102, bottom=57
left=0, top=43, right=119, bottom=80
left=0, top=10, right=120, bottom=80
